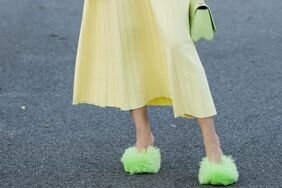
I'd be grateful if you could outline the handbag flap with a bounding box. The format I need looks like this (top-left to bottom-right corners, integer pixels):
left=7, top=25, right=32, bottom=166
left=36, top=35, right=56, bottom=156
left=189, top=0, right=217, bottom=32
left=189, top=0, right=207, bottom=18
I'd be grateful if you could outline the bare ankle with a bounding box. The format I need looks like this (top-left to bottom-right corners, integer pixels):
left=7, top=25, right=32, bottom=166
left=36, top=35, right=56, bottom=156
left=205, top=143, right=223, bottom=163
left=135, top=130, right=155, bottom=150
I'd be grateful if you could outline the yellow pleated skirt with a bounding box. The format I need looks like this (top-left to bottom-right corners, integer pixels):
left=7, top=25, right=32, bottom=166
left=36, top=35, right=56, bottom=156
left=72, top=0, right=217, bottom=119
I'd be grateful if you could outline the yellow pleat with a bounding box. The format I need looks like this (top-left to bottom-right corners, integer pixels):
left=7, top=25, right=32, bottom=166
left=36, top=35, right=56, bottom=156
left=72, top=0, right=217, bottom=119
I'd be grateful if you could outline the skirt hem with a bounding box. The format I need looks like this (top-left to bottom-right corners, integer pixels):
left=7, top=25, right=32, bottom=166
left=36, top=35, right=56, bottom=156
left=72, top=96, right=217, bottom=120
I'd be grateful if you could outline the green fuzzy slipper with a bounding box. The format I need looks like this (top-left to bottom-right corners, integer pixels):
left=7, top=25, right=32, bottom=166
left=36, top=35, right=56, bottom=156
left=120, top=145, right=161, bottom=174
left=198, top=155, right=239, bottom=186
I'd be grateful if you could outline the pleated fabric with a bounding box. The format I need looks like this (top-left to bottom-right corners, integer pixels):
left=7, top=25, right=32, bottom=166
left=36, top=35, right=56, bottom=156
left=72, top=0, right=217, bottom=119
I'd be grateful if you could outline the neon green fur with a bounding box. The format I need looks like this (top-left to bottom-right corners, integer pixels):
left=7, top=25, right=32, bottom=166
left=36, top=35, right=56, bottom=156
left=120, top=145, right=161, bottom=174
left=198, top=155, right=239, bottom=185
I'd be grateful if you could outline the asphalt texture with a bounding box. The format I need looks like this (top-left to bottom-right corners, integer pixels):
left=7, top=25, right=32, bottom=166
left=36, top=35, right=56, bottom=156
left=0, top=0, right=282, bottom=187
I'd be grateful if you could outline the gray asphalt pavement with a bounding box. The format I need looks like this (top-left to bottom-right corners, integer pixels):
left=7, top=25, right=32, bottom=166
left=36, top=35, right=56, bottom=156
left=0, top=0, right=282, bottom=187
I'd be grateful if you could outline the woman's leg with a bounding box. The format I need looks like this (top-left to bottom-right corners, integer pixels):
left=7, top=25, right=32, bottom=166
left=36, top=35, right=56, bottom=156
left=130, top=106, right=155, bottom=152
left=197, top=116, right=223, bottom=163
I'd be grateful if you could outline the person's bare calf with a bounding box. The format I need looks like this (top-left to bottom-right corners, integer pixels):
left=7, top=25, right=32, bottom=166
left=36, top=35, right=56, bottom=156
left=130, top=106, right=154, bottom=152
left=197, top=116, right=223, bottom=163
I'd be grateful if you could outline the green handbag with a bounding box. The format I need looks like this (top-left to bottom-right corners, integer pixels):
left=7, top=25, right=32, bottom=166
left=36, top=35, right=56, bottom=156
left=189, top=0, right=217, bottom=42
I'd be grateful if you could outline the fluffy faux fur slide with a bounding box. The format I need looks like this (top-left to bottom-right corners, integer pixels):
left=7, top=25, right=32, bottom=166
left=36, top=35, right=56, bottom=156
left=120, top=145, right=161, bottom=174
left=120, top=145, right=239, bottom=186
left=198, top=155, right=239, bottom=186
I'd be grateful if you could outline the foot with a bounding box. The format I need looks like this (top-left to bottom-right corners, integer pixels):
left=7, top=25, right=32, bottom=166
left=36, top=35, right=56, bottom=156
left=206, top=143, right=224, bottom=163
left=207, top=146, right=223, bottom=163
left=135, top=128, right=155, bottom=152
